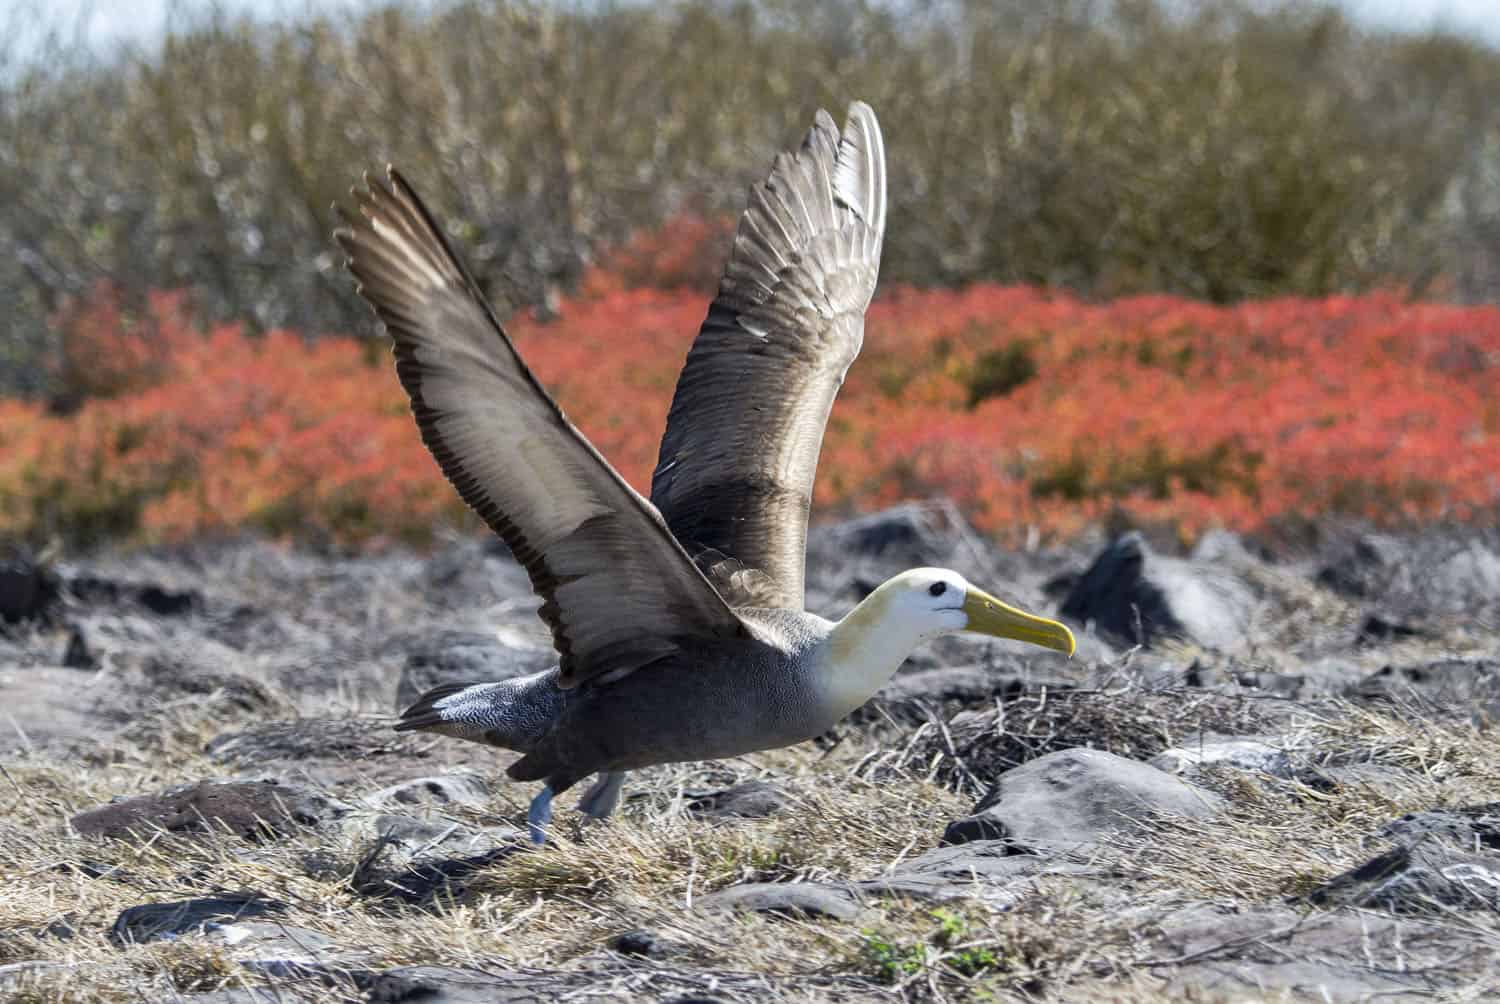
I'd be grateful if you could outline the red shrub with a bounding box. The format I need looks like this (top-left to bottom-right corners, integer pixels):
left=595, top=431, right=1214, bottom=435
left=3, top=280, right=1498, bottom=548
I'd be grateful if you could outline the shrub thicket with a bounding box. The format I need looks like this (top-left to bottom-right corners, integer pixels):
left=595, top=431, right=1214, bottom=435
left=2, top=0, right=1499, bottom=399
left=3, top=271, right=1496, bottom=549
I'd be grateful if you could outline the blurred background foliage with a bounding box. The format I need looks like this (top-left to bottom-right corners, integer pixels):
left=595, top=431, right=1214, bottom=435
left=2, top=0, right=1499, bottom=404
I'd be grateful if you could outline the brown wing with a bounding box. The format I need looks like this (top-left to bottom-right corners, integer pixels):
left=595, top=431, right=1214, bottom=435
left=650, top=102, right=887, bottom=610
left=336, top=169, right=745, bottom=688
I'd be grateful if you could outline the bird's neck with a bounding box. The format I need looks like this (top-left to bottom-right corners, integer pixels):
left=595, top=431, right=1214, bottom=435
left=819, top=584, right=927, bottom=720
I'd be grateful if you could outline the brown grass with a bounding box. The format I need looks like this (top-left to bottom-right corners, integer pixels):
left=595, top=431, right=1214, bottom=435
left=2, top=687, right=1499, bottom=1001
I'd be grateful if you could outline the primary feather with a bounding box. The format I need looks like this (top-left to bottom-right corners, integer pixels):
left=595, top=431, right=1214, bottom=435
left=651, top=102, right=887, bottom=609
left=335, top=170, right=747, bottom=690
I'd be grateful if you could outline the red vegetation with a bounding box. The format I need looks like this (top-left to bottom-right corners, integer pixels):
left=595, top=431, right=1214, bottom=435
left=3, top=274, right=1499, bottom=548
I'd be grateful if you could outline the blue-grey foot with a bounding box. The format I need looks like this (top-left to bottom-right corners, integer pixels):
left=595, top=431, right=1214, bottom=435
left=576, top=771, right=627, bottom=820
left=527, top=785, right=555, bottom=845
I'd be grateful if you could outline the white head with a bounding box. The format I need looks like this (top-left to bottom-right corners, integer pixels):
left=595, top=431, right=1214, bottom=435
left=865, top=567, right=1077, bottom=651
left=820, top=567, right=1075, bottom=719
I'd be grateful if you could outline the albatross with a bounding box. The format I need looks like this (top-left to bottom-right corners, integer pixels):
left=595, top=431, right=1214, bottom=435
left=336, top=102, right=1075, bottom=843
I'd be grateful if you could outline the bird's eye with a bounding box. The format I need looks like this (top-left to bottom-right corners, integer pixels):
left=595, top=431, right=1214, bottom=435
left=929, top=582, right=947, bottom=597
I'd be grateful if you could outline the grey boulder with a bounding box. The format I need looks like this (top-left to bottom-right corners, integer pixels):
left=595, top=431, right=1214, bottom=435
left=696, top=882, right=864, bottom=921
left=1148, top=736, right=1295, bottom=782
left=943, top=747, right=1224, bottom=852
left=1060, top=532, right=1254, bottom=649
left=1156, top=902, right=1480, bottom=1001
left=685, top=780, right=791, bottom=820
left=108, top=893, right=284, bottom=946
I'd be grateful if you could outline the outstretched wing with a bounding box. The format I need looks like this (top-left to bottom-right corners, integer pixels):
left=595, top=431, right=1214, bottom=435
left=650, top=102, right=887, bottom=610
left=336, top=169, right=745, bottom=688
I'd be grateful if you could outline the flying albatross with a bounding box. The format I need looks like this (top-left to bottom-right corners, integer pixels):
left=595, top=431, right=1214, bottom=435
left=336, top=102, right=1075, bottom=842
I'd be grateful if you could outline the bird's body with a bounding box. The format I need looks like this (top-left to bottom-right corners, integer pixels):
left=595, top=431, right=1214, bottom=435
left=408, top=607, right=833, bottom=790
left=336, top=101, right=1075, bottom=841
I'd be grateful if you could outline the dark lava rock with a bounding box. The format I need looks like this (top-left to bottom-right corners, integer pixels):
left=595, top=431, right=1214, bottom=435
left=367, top=965, right=581, bottom=1003
left=1316, top=530, right=1500, bottom=620
left=57, top=615, right=166, bottom=670
left=1155, top=902, right=1473, bottom=1001
left=1428, top=540, right=1500, bottom=614
left=1179, top=655, right=1307, bottom=696
left=0, top=553, right=59, bottom=623
left=135, top=650, right=280, bottom=713
left=393, top=630, right=553, bottom=711
left=943, top=748, right=1224, bottom=852
left=856, top=840, right=1093, bottom=907
left=1379, top=805, right=1500, bottom=850
left=64, top=573, right=200, bottom=616
left=810, top=501, right=976, bottom=567
left=54, top=858, right=134, bottom=882
left=108, top=893, right=284, bottom=946
left=71, top=780, right=345, bottom=841
left=1059, top=532, right=1254, bottom=649
left=1356, top=614, right=1425, bottom=645
left=1315, top=532, right=1405, bottom=600
left=685, top=780, right=791, bottom=819
left=695, top=882, right=864, bottom=921
left=1310, top=805, right=1500, bottom=913
left=359, top=845, right=518, bottom=904
left=1347, top=659, right=1500, bottom=715
left=607, top=928, right=682, bottom=959
left=1310, top=842, right=1500, bottom=913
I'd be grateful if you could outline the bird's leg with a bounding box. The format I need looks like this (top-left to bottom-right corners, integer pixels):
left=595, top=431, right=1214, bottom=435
left=527, top=785, right=554, bottom=845
left=577, top=771, right=627, bottom=821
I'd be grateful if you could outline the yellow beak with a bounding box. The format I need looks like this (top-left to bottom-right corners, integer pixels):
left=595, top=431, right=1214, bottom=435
left=962, top=588, right=1076, bottom=656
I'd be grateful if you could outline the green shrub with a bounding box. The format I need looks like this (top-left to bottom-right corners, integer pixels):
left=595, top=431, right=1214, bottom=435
left=966, top=343, right=1039, bottom=407
left=3, top=0, right=1500, bottom=395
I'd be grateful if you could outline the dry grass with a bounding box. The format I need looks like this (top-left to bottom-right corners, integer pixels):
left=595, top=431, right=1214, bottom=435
left=2, top=687, right=1499, bottom=1002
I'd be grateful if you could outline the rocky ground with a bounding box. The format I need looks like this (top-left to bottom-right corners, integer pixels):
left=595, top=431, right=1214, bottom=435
left=1, top=501, right=1499, bottom=1002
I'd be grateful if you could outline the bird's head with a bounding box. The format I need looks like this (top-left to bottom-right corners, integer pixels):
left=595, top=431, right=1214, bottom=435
left=878, top=567, right=1076, bottom=655
left=819, top=566, right=1075, bottom=720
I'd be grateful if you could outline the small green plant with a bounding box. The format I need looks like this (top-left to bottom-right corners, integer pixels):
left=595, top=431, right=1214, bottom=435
left=861, top=931, right=928, bottom=983
left=860, top=909, right=1002, bottom=984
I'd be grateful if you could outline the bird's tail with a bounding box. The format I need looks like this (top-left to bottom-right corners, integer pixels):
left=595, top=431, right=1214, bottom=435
left=394, top=671, right=561, bottom=752
left=394, top=682, right=475, bottom=732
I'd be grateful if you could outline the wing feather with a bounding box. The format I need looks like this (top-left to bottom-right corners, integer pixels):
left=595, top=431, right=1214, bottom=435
left=336, top=169, right=745, bottom=688
left=651, top=102, right=887, bottom=609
